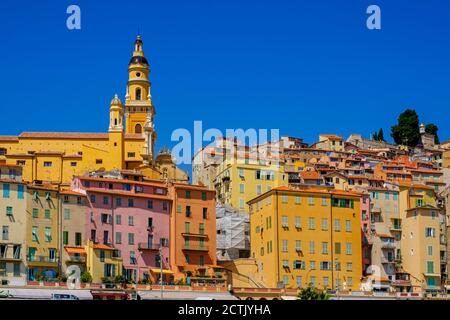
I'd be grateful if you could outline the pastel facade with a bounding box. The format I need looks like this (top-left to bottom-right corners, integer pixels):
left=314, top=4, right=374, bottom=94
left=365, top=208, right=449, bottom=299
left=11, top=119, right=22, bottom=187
left=248, top=186, right=363, bottom=291
left=214, top=157, right=287, bottom=212
left=71, top=176, right=171, bottom=283
left=0, top=165, right=27, bottom=285
left=169, top=184, right=218, bottom=282
left=60, top=191, right=88, bottom=275
left=25, top=185, right=59, bottom=281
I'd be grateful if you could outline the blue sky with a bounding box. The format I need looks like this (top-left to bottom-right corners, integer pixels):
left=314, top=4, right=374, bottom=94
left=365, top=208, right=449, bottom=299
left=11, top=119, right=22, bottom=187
left=0, top=0, right=449, bottom=155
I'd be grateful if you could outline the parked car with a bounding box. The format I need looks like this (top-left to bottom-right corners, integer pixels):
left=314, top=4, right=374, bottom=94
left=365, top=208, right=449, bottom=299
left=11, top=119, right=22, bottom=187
left=51, top=293, right=79, bottom=300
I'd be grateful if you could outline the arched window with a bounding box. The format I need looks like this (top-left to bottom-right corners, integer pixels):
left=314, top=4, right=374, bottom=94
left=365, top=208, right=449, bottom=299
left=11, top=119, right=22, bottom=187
left=135, top=124, right=142, bottom=134
left=114, top=118, right=117, bottom=126
left=136, top=88, right=141, bottom=100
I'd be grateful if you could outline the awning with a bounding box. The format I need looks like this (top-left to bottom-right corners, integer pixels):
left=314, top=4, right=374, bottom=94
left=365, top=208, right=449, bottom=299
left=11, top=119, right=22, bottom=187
left=93, top=244, right=115, bottom=250
left=150, top=268, right=174, bottom=275
left=65, top=247, right=86, bottom=255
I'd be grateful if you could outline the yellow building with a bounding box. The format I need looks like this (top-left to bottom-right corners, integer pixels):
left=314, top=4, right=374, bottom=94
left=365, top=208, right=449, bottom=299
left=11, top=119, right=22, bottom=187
left=0, top=164, right=27, bottom=285
left=248, top=186, right=362, bottom=291
left=214, top=157, right=287, bottom=212
left=26, top=184, right=60, bottom=281
left=85, top=241, right=123, bottom=284
left=0, top=36, right=188, bottom=187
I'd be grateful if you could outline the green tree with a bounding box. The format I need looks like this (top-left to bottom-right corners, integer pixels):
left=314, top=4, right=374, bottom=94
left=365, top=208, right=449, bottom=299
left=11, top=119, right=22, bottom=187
left=425, top=123, right=440, bottom=144
left=372, top=131, right=378, bottom=141
left=297, top=285, right=331, bottom=300
left=80, top=271, right=93, bottom=283
left=391, top=109, right=420, bottom=146
left=377, top=128, right=385, bottom=141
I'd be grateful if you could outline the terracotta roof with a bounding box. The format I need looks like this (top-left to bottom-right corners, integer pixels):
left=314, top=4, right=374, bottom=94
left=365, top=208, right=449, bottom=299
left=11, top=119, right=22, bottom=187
left=85, top=188, right=172, bottom=201
left=124, top=134, right=145, bottom=140
left=0, top=136, right=18, bottom=141
left=320, top=134, right=343, bottom=140
left=172, top=182, right=215, bottom=192
left=19, top=132, right=109, bottom=139
left=59, top=190, right=86, bottom=196
left=411, top=184, right=435, bottom=191
left=299, top=171, right=320, bottom=180
left=78, top=176, right=166, bottom=186
left=409, top=168, right=443, bottom=175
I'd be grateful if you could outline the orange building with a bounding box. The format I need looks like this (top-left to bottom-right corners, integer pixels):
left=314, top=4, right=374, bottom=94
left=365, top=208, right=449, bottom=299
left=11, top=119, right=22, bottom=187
left=168, top=183, right=221, bottom=285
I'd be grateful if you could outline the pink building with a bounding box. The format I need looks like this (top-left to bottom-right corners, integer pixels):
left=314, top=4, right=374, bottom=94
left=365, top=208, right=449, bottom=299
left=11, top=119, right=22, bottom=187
left=71, top=176, right=172, bottom=283
left=360, top=193, right=372, bottom=274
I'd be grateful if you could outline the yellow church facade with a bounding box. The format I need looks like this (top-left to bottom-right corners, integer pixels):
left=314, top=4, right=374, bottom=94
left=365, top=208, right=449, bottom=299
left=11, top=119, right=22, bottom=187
left=0, top=36, right=187, bottom=187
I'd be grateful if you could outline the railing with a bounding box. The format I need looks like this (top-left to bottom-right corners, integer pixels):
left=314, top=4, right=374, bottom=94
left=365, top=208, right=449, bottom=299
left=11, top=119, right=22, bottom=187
left=27, top=255, right=58, bottom=264
left=182, top=244, right=209, bottom=251
left=138, top=243, right=161, bottom=250
left=67, top=255, right=86, bottom=263
left=381, top=242, right=396, bottom=249
left=0, top=254, right=22, bottom=261
left=390, top=225, right=402, bottom=231
left=381, top=256, right=395, bottom=264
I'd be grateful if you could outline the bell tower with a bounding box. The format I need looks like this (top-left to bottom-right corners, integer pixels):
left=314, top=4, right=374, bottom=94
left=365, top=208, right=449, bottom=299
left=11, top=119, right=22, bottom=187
left=124, top=35, right=156, bottom=164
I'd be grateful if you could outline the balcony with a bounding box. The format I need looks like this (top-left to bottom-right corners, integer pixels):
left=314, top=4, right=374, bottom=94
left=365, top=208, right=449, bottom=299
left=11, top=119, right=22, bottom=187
left=390, top=224, right=402, bottom=232
left=381, top=242, right=396, bottom=250
left=0, top=254, right=22, bottom=262
left=27, top=255, right=58, bottom=266
left=381, top=256, right=395, bottom=264
left=182, top=244, right=209, bottom=252
left=181, top=232, right=208, bottom=239
left=66, top=255, right=86, bottom=263
left=138, top=243, right=161, bottom=251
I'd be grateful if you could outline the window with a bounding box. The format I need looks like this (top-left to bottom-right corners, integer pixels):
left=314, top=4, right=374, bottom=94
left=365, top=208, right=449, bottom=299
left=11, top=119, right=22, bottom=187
left=295, top=216, right=301, bottom=229
left=75, top=232, right=82, bottom=246
left=103, top=196, right=109, bottom=205
left=347, top=277, right=353, bottom=286
left=322, top=242, right=328, bottom=254
left=70, top=162, right=77, bottom=167
left=282, top=240, right=288, bottom=252
left=13, top=262, right=20, bottom=277
left=128, top=216, right=134, bottom=226
left=239, top=184, right=245, bottom=194
left=2, top=226, right=9, bottom=240
left=199, top=223, right=205, bottom=235
left=45, top=227, right=52, bottom=242
left=295, top=240, right=301, bottom=252
left=64, top=208, right=71, bottom=220
left=345, top=220, right=352, bottom=232
left=310, top=276, right=316, bottom=287
left=201, top=192, right=207, bottom=201
left=184, top=222, right=191, bottom=233
left=425, top=228, right=436, bottom=238
left=321, top=197, right=327, bottom=206
left=186, top=206, right=192, bottom=217
left=100, top=250, right=105, bottom=262
left=345, top=243, right=352, bottom=255
left=282, top=259, right=289, bottom=268
left=136, top=88, right=141, bottom=100
left=163, top=202, right=168, bottom=211
left=296, top=276, right=302, bottom=287
left=128, top=233, right=135, bottom=245
left=309, top=241, right=315, bottom=254
left=282, top=275, right=289, bottom=286
left=323, top=276, right=329, bottom=287
left=176, top=204, right=182, bottom=213
left=427, top=246, right=433, bottom=256
left=43, top=161, right=52, bottom=167
left=334, top=219, right=341, bottom=232
left=130, top=251, right=136, bottom=265
left=2, top=184, right=10, bottom=198
left=281, top=194, right=288, bottom=203
left=32, top=226, right=38, bottom=241
left=101, top=214, right=112, bottom=224
left=90, top=195, right=96, bottom=203
left=385, top=192, right=390, bottom=200
left=335, top=242, right=341, bottom=254
left=146, top=200, right=153, bottom=209
left=18, top=185, right=24, bottom=199
left=185, top=190, right=191, bottom=199
left=114, top=232, right=121, bottom=244
left=116, top=198, right=122, bottom=206
left=44, top=209, right=50, bottom=219
left=321, top=218, right=328, bottom=231
left=127, top=152, right=135, bottom=158
left=256, top=185, right=262, bottom=195
left=293, top=260, right=305, bottom=270
left=295, top=196, right=301, bottom=204
left=308, top=197, right=315, bottom=205
left=335, top=262, right=341, bottom=271
left=239, top=199, right=245, bottom=209
left=6, top=206, right=13, bottom=216
left=427, top=261, right=434, bottom=274
left=346, top=262, right=353, bottom=271
left=320, top=261, right=330, bottom=270
left=124, top=184, right=131, bottom=191
left=308, top=217, right=315, bottom=230
left=63, top=231, right=69, bottom=245
left=203, top=208, right=208, bottom=219
left=128, top=198, right=134, bottom=207
left=281, top=216, right=288, bottom=228
left=116, top=214, right=122, bottom=225
left=95, top=159, right=103, bottom=164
